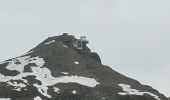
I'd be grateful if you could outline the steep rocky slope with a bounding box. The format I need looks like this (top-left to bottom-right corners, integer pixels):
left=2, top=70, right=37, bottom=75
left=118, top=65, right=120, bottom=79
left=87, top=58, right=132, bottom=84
left=0, top=33, right=168, bottom=100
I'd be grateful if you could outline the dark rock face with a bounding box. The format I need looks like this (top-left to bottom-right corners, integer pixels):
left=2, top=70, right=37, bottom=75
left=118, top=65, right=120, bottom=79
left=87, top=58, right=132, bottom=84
left=90, top=52, right=102, bottom=64
left=39, top=33, right=99, bottom=62
left=0, top=33, right=168, bottom=100
left=0, top=62, right=20, bottom=76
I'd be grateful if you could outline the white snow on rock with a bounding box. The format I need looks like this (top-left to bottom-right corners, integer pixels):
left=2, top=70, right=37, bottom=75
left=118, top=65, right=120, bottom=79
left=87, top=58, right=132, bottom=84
left=32, top=67, right=99, bottom=98
left=53, top=75, right=99, bottom=87
left=33, top=83, right=51, bottom=98
left=118, top=84, right=160, bottom=100
left=7, top=81, right=26, bottom=91
left=72, top=90, right=77, bottom=94
left=74, top=61, right=79, bottom=65
left=34, top=96, right=42, bottom=100
left=0, top=98, right=11, bottom=100
left=63, top=45, right=68, bottom=48
left=53, top=87, right=60, bottom=93
left=24, top=50, right=34, bottom=55
left=0, top=56, right=100, bottom=98
left=61, top=72, right=69, bottom=75
left=45, top=40, right=55, bottom=45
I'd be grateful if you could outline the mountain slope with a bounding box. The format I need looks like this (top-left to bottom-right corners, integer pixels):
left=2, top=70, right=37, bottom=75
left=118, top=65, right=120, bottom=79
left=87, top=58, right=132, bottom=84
left=0, top=33, right=168, bottom=100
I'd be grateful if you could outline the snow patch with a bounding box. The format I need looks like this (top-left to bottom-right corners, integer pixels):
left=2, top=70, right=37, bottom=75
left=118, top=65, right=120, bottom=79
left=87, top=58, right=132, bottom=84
left=61, top=72, right=69, bottom=75
left=72, top=90, right=76, bottom=94
left=0, top=56, right=46, bottom=97
left=63, top=45, right=68, bottom=48
left=31, top=64, right=100, bottom=97
left=0, top=56, right=100, bottom=98
left=7, top=81, right=26, bottom=91
left=0, top=98, right=11, bottom=100
left=118, top=84, right=160, bottom=100
left=53, top=87, right=60, bottom=93
left=34, top=96, right=42, bottom=100
left=33, top=83, right=51, bottom=98
left=24, top=50, right=34, bottom=55
left=53, top=75, right=99, bottom=87
left=45, top=40, right=55, bottom=45
left=74, top=61, right=79, bottom=65
left=6, top=56, right=32, bottom=73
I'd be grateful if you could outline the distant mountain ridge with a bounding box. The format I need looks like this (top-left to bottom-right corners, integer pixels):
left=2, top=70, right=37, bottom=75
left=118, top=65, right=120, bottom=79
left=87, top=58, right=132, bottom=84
left=0, top=33, right=168, bottom=100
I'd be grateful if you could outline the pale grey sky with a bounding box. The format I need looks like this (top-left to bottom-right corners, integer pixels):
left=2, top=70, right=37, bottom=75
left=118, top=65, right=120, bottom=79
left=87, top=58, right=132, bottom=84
left=0, top=0, right=170, bottom=97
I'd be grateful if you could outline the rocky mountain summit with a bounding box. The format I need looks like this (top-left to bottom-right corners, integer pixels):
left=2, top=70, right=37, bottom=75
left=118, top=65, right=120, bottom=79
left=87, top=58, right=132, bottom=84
left=0, top=33, right=168, bottom=100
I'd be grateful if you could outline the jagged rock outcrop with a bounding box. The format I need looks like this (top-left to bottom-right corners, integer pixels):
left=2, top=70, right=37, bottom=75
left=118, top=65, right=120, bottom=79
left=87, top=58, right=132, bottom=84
left=0, top=33, right=168, bottom=100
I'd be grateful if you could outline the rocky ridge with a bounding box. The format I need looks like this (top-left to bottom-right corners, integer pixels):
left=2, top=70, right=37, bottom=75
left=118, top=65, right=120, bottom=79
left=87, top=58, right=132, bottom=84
left=0, top=33, right=168, bottom=100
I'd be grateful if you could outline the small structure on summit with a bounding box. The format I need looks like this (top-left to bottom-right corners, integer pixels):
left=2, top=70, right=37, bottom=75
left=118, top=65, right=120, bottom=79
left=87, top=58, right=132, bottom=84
left=63, top=33, right=68, bottom=36
left=44, top=33, right=101, bottom=63
left=54, top=33, right=89, bottom=53
left=53, top=33, right=101, bottom=63
left=73, top=36, right=89, bottom=49
left=72, top=36, right=89, bottom=53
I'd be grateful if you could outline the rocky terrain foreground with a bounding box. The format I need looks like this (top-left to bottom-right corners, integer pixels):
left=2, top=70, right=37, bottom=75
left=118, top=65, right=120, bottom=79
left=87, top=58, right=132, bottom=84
left=0, top=33, right=168, bottom=100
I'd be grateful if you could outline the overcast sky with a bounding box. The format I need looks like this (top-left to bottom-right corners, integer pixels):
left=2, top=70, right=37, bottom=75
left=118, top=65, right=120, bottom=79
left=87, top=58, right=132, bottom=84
left=0, top=0, right=170, bottom=97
